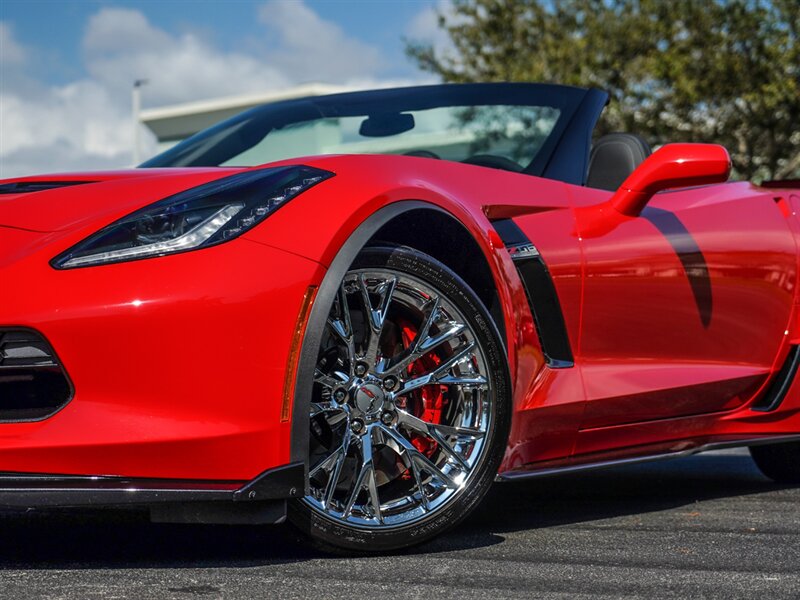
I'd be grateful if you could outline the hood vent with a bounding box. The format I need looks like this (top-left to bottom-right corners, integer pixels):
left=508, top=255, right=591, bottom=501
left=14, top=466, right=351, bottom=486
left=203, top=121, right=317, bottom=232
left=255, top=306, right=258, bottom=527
left=0, top=181, right=96, bottom=195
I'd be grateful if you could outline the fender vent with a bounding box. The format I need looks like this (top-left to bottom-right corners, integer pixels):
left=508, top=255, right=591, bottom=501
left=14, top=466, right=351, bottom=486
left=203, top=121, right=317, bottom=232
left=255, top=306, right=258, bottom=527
left=492, top=218, right=574, bottom=368
left=0, top=329, right=72, bottom=421
left=752, top=345, right=800, bottom=412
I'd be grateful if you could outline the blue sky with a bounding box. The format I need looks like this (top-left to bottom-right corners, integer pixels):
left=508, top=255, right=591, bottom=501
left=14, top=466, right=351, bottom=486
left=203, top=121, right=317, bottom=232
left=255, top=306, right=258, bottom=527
left=0, top=1, right=448, bottom=176
left=2, top=1, right=436, bottom=87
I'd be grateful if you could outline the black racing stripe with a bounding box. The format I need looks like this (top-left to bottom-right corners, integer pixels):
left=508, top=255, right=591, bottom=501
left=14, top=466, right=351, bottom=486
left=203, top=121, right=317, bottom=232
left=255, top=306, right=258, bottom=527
left=642, top=206, right=713, bottom=328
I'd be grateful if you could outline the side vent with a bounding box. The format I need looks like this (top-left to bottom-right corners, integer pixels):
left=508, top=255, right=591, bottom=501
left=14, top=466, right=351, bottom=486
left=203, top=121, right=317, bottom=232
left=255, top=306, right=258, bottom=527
left=492, top=218, right=574, bottom=368
left=752, top=345, right=800, bottom=412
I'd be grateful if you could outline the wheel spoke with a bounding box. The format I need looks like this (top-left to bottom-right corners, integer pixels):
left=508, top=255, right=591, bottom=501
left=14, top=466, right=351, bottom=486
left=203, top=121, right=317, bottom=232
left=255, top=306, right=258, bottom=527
left=396, top=409, right=476, bottom=471
left=309, top=451, right=336, bottom=479
left=409, top=453, right=430, bottom=511
left=380, top=297, right=440, bottom=375
left=397, top=408, right=485, bottom=440
left=417, top=321, right=466, bottom=354
left=326, top=284, right=356, bottom=369
left=343, top=427, right=382, bottom=522
left=310, top=400, right=340, bottom=418
left=322, top=429, right=351, bottom=509
left=415, top=297, right=441, bottom=350
left=378, top=424, right=460, bottom=490
left=380, top=300, right=470, bottom=378
left=310, top=426, right=351, bottom=480
left=314, top=368, right=348, bottom=391
left=395, top=341, right=477, bottom=396
left=359, top=274, right=397, bottom=366
left=437, top=375, right=488, bottom=387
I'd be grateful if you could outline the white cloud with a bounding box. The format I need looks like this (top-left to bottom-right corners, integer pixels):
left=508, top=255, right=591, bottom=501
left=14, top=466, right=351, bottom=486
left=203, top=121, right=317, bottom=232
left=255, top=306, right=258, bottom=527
left=1, top=79, right=134, bottom=177
left=83, top=8, right=293, bottom=106
left=0, top=15, right=141, bottom=178
left=257, top=0, right=383, bottom=83
left=0, top=22, right=26, bottom=65
left=0, top=2, right=402, bottom=179
left=405, top=1, right=456, bottom=58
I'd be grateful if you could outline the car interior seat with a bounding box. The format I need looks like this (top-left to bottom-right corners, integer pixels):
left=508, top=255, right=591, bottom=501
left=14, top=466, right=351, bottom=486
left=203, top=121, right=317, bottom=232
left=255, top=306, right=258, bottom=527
left=586, top=133, right=652, bottom=191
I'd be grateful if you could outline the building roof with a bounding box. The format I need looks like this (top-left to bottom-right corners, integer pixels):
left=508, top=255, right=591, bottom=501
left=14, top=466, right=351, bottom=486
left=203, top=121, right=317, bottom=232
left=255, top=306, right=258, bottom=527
left=140, top=83, right=350, bottom=142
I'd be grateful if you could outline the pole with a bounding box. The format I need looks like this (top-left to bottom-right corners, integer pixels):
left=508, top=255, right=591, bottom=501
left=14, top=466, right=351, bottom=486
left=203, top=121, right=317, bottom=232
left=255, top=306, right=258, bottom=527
left=132, top=79, right=148, bottom=165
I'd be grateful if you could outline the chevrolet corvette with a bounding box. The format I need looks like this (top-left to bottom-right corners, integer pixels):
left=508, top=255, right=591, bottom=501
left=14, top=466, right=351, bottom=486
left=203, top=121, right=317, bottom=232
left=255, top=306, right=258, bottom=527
left=1, top=83, right=799, bottom=552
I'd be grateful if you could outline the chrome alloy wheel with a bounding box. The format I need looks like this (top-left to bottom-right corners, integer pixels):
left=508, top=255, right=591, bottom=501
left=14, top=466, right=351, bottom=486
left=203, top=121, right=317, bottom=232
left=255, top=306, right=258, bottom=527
left=302, top=267, right=493, bottom=529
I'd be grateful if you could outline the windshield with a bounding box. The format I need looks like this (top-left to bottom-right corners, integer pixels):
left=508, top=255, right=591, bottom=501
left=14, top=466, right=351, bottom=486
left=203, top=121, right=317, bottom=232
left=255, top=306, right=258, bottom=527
left=142, top=83, right=590, bottom=176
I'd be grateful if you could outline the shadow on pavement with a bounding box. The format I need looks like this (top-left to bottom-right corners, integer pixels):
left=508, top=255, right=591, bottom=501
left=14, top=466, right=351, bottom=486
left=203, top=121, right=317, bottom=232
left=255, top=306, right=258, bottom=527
left=0, top=450, right=785, bottom=568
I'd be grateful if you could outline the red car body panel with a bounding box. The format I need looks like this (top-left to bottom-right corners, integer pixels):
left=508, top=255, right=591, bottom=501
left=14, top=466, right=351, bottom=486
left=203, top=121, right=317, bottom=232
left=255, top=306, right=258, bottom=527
left=1, top=153, right=799, bottom=485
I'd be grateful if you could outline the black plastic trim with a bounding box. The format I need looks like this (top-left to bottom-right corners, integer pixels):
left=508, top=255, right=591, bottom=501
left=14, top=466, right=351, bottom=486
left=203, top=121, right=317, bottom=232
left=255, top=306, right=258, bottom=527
left=0, top=461, right=304, bottom=511
left=0, top=181, right=96, bottom=195
left=0, top=477, right=234, bottom=508
left=233, top=461, right=305, bottom=501
left=752, top=345, right=800, bottom=412
left=491, top=218, right=574, bottom=368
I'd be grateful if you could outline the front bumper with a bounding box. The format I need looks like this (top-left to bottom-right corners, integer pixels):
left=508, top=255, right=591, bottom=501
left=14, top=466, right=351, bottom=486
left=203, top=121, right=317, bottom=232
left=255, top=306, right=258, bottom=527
left=0, top=226, right=324, bottom=482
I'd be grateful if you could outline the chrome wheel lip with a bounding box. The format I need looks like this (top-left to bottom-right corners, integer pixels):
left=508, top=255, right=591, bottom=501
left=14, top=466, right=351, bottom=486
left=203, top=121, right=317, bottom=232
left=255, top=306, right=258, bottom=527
left=302, top=267, right=493, bottom=530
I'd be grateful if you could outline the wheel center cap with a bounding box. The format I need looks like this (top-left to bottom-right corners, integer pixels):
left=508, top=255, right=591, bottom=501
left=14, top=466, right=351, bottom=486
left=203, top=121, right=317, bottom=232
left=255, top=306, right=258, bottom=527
left=354, top=383, right=384, bottom=414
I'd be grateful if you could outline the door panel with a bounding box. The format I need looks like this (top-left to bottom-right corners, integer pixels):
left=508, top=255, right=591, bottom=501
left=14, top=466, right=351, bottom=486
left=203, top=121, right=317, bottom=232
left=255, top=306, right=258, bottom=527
left=575, top=182, right=797, bottom=430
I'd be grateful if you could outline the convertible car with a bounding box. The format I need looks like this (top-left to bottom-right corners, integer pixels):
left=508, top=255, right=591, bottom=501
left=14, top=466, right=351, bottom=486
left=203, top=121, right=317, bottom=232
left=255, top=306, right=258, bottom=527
left=1, top=83, right=799, bottom=552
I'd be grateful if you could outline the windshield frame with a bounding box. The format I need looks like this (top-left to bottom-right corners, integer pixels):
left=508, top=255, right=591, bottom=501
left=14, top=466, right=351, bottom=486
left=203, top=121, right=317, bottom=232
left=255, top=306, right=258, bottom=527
left=141, top=83, right=608, bottom=185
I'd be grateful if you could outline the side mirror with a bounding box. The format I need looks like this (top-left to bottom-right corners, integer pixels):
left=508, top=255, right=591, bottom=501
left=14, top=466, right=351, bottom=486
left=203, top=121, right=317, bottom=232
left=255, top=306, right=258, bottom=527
left=610, top=143, right=731, bottom=216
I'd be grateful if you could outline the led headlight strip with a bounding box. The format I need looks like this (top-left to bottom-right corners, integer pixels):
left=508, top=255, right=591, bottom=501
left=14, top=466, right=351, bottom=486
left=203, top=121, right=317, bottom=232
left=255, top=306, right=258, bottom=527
left=53, top=165, right=333, bottom=269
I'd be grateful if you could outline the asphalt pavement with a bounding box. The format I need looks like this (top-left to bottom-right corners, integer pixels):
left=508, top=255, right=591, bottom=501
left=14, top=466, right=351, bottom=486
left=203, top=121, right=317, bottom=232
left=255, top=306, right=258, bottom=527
left=0, top=448, right=797, bottom=599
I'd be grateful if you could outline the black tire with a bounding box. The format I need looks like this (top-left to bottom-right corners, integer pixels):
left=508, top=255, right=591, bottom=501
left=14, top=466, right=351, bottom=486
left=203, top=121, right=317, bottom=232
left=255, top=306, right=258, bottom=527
left=750, top=442, right=800, bottom=484
left=288, top=245, right=511, bottom=553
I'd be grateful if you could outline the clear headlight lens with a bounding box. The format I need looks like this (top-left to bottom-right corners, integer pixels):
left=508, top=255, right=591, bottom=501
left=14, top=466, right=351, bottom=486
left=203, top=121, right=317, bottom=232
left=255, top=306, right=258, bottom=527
left=53, top=165, right=333, bottom=269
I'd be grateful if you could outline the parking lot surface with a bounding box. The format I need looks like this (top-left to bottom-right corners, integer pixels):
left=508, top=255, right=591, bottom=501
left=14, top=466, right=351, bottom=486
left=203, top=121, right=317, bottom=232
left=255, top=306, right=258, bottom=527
left=0, top=448, right=797, bottom=599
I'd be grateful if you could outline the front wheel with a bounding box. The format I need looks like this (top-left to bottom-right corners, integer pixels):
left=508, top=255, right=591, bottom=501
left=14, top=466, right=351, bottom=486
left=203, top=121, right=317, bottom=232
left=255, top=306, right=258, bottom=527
left=288, top=245, right=511, bottom=552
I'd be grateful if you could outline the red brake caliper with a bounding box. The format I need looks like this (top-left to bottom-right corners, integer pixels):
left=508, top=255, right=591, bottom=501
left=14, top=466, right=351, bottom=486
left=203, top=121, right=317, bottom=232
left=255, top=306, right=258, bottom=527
left=398, top=321, right=447, bottom=458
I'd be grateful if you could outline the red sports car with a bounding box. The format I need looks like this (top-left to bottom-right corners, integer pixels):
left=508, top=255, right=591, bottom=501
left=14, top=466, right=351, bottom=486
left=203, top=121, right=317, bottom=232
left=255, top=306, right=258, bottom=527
left=1, top=83, right=799, bottom=552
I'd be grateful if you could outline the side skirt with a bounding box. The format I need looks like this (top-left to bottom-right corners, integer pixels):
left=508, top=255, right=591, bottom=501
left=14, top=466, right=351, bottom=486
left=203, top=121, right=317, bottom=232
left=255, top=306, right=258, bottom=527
left=495, top=434, right=800, bottom=481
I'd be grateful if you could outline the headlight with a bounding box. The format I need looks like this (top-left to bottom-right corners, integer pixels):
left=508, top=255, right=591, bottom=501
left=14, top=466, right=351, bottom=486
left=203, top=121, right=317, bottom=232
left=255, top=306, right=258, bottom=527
left=53, top=165, right=332, bottom=269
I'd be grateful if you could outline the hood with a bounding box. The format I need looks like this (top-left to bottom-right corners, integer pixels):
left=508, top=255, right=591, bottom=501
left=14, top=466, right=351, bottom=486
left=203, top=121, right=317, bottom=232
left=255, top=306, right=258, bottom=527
left=0, top=168, right=247, bottom=233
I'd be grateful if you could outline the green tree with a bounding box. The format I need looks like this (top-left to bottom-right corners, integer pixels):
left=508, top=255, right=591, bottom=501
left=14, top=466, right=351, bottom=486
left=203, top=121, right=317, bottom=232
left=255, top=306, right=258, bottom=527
left=407, top=0, right=799, bottom=181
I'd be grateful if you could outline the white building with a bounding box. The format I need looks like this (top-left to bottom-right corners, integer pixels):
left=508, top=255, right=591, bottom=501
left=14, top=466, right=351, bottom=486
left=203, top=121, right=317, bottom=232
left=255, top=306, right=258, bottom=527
left=139, top=83, right=349, bottom=154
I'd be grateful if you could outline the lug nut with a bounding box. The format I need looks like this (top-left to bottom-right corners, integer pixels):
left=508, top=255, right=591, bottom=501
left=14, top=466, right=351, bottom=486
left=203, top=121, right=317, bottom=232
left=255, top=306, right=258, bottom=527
left=354, top=363, right=368, bottom=377
left=333, top=388, right=347, bottom=403
left=351, top=419, right=365, bottom=434
left=380, top=411, right=394, bottom=425
left=382, top=376, right=398, bottom=391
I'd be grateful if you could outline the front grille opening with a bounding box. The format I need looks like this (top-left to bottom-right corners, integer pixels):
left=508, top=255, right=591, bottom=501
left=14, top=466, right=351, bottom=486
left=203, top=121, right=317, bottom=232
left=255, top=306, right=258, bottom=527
left=0, top=329, right=72, bottom=421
